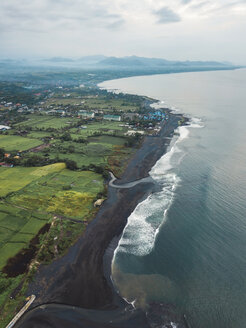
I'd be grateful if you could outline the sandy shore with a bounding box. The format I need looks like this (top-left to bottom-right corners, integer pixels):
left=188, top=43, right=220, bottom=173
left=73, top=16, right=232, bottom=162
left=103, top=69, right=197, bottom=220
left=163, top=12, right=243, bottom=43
left=15, top=110, right=187, bottom=328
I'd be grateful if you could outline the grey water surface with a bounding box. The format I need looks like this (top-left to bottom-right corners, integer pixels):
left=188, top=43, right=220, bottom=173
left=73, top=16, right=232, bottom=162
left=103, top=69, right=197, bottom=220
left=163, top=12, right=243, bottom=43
left=100, top=69, right=246, bottom=328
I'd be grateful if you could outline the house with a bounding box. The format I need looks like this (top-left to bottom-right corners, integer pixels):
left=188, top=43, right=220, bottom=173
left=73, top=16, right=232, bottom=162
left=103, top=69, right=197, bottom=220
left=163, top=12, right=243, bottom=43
left=123, top=113, right=139, bottom=120
left=0, top=162, right=13, bottom=167
left=103, top=114, right=121, bottom=122
left=0, top=125, right=11, bottom=131
left=125, top=130, right=145, bottom=136
left=79, top=111, right=95, bottom=119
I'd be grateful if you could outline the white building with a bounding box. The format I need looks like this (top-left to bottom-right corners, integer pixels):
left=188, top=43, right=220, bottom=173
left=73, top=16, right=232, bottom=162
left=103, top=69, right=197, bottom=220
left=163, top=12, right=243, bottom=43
left=0, top=125, right=11, bottom=131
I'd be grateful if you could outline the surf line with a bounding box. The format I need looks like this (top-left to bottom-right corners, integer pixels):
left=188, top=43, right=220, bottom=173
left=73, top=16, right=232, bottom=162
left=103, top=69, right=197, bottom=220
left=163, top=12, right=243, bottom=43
left=109, top=172, right=154, bottom=189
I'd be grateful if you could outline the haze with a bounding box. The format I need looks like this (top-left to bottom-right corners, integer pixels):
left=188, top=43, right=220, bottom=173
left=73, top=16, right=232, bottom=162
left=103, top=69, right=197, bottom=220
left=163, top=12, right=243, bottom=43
left=0, top=0, right=245, bottom=64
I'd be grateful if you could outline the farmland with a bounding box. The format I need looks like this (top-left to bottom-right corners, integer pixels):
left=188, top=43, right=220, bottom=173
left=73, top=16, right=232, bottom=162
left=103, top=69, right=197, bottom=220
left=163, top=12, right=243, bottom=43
left=0, top=165, right=103, bottom=270
left=15, top=115, right=79, bottom=130
left=0, top=163, right=104, bottom=326
left=0, top=163, right=65, bottom=197
left=44, top=95, right=140, bottom=113
left=0, top=135, right=42, bottom=152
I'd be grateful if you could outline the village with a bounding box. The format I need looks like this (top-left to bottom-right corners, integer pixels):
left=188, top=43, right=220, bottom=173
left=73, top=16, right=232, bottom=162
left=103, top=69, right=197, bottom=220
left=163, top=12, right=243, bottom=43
left=0, top=82, right=170, bottom=169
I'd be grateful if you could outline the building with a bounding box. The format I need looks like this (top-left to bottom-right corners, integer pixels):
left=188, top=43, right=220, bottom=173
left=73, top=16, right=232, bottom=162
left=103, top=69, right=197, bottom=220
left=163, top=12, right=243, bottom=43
left=123, top=113, right=139, bottom=120
left=79, top=111, right=95, bottom=119
left=103, top=114, right=121, bottom=122
left=0, top=125, right=11, bottom=131
left=125, top=130, right=145, bottom=136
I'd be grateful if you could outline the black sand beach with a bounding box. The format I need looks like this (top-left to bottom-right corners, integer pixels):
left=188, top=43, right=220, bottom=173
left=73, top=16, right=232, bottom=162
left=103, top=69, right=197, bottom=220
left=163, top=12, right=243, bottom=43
left=15, top=110, right=188, bottom=328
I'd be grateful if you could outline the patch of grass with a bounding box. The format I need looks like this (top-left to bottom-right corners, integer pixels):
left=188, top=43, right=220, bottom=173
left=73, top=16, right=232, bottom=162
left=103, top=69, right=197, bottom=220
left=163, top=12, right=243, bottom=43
left=0, top=135, right=42, bottom=152
left=0, top=163, right=65, bottom=197
left=0, top=243, right=26, bottom=269
left=15, top=114, right=79, bottom=129
left=88, top=135, right=126, bottom=146
left=70, top=121, right=126, bottom=139
left=47, top=190, right=93, bottom=218
left=107, top=145, right=134, bottom=176
left=47, top=141, right=112, bottom=167
left=0, top=273, right=24, bottom=328
left=0, top=203, right=49, bottom=269
left=44, top=96, right=139, bottom=113
left=27, top=131, right=53, bottom=139
left=8, top=170, right=104, bottom=218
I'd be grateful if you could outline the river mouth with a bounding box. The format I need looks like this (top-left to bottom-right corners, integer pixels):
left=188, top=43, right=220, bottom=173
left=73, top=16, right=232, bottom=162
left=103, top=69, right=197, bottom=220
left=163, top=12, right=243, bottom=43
left=15, top=301, right=187, bottom=328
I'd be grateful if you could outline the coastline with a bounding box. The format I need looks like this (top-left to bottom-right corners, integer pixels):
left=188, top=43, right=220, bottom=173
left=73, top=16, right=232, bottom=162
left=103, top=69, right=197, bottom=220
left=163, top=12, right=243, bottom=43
left=15, top=106, right=188, bottom=328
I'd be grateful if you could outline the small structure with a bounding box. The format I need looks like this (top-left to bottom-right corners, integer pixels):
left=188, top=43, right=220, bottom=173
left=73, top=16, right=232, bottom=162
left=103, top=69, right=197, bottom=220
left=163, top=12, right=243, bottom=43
left=94, top=199, right=105, bottom=207
left=0, top=125, right=11, bottom=131
left=103, top=114, right=121, bottom=122
left=79, top=111, right=95, bottom=119
left=123, top=113, right=139, bottom=120
left=125, top=130, right=145, bottom=136
left=0, top=163, right=13, bottom=167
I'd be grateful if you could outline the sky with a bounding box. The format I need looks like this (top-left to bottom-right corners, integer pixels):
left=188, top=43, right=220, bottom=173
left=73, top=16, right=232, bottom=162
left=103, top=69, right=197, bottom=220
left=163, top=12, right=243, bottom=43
left=0, top=0, right=246, bottom=64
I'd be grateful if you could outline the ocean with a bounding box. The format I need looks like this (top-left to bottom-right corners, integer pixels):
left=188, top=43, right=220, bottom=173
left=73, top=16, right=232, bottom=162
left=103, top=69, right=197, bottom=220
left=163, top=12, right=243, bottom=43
left=99, top=68, right=246, bottom=328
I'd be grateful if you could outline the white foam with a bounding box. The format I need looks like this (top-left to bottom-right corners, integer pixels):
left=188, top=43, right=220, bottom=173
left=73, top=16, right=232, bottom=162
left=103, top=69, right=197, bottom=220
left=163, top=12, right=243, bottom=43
left=115, top=171, right=179, bottom=256
left=189, top=116, right=204, bottom=128
left=111, top=99, right=204, bottom=258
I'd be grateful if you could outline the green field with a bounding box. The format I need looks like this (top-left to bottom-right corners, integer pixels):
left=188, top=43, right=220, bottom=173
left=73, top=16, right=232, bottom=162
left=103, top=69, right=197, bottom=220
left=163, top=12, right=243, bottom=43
left=47, top=136, right=127, bottom=167
left=70, top=121, right=126, bottom=139
left=0, top=202, right=49, bottom=267
left=0, top=163, right=65, bottom=197
left=27, top=131, right=53, bottom=139
left=9, top=169, right=103, bottom=217
left=0, top=165, right=104, bottom=326
left=0, top=135, right=42, bottom=152
left=82, top=97, right=139, bottom=112
left=88, top=135, right=126, bottom=146
left=15, top=114, right=79, bottom=129
left=44, top=96, right=139, bottom=112
left=0, top=165, right=103, bottom=269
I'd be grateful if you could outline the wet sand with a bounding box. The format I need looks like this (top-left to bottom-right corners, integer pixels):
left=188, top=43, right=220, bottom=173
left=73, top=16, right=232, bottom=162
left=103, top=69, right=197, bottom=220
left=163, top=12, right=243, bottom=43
left=16, top=110, right=187, bottom=328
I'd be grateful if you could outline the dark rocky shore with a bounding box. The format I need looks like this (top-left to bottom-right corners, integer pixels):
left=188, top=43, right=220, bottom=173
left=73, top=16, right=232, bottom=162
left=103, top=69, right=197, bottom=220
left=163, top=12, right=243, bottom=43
left=15, top=110, right=188, bottom=328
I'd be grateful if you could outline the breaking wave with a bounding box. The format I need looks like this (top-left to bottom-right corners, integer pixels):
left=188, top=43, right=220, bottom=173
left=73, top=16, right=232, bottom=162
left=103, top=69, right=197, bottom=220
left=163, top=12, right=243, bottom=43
left=114, top=113, right=203, bottom=257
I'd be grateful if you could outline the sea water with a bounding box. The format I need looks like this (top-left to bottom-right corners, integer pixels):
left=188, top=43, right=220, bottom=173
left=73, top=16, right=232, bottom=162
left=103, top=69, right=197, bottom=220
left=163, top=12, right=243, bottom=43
left=99, top=69, right=246, bottom=328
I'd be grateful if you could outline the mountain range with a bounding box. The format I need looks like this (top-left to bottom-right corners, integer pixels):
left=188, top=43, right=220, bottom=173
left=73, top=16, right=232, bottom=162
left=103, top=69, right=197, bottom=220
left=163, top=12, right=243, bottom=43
left=39, top=55, right=234, bottom=70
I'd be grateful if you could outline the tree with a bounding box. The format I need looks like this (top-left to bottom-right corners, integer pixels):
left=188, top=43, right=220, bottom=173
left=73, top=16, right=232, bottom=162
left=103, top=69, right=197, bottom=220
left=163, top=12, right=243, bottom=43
left=0, top=148, right=5, bottom=161
left=60, top=132, right=72, bottom=141
left=64, top=159, right=78, bottom=170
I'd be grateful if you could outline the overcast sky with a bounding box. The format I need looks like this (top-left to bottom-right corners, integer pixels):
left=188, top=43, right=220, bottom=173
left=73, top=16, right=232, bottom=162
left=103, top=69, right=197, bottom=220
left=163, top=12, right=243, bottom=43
left=0, top=0, right=245, bottom=64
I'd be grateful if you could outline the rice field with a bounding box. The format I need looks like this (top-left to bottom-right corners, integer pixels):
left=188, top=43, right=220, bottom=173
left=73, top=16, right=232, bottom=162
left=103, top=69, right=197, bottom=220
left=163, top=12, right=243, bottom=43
left=0, top=163, right=65, bottom=197
left=0, top=165, right=103, bottom=269
left=14, top=115, right=79, bottom=129
left=0, top=135, right=42, bottom=152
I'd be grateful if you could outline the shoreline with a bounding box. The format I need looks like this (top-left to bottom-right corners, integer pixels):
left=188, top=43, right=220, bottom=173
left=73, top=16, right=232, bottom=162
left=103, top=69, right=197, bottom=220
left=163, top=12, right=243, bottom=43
left=15, top=107, right=188, bottom=328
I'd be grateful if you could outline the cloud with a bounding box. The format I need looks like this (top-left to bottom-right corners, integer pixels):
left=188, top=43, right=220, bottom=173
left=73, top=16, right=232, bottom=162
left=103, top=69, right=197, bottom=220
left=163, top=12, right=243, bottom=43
left=187, top=0, right=246, bottom=16
left=180, top=0, right=193, bottom=4
left=154, top=7, right=181, bottom=24
left=106, top=18, right=125, bottom=29
left=0, top=0, right=245, bottom=63
left=0, top=0, right=125, bottom=33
